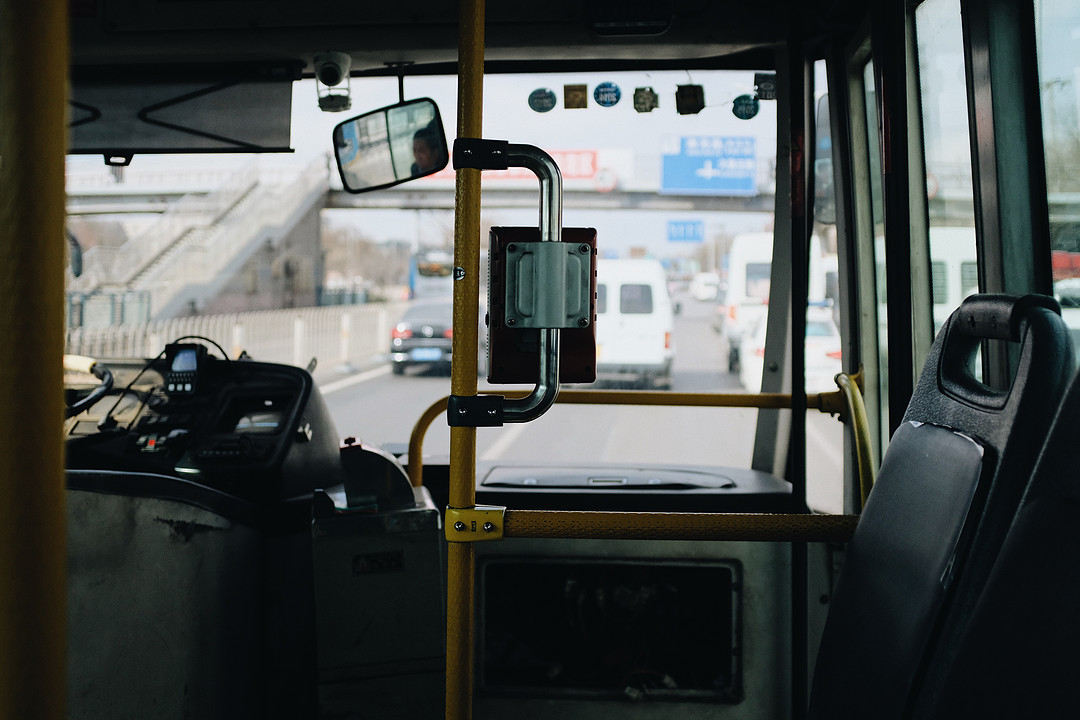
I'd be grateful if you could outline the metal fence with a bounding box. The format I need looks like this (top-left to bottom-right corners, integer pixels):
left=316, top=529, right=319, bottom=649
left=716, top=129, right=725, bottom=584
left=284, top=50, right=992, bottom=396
left=65, top=301, right=410, bottom=376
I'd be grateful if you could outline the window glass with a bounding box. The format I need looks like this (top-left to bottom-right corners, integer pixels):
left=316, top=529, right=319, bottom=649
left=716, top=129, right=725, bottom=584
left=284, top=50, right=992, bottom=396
left=416, top=261, right=453, bottom=277
left=66, top=68, right=779, bottom=473
left=745, top=263, right=772, bottom=300
left=807, top=60, right=845, bottom=514
left=620, top=284, right=654, bottom=314
left=596, top=283, right=608, bottom=315
left=865, top=59, right=890, bottom=455
left=1035, top=0, right=1080, bottom=355
left=916, top=0, right=978, bottom=335
left=960, top=261, right=979, bottom=296
left=931, top=261, right=948, bottom=303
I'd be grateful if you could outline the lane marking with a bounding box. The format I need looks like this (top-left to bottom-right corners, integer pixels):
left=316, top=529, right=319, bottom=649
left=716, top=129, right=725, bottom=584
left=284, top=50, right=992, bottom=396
left=318, top=365, right=391, bottom=394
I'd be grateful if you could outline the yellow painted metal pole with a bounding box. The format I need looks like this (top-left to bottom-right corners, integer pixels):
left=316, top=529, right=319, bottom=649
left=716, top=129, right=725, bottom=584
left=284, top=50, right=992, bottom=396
left=0, top=4, right=69, bottom=720
left=447, top=0, right=485, bottom=717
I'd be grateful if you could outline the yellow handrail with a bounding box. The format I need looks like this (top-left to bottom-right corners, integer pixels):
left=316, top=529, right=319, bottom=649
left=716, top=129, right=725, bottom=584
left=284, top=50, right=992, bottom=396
left=408, top=396, right=451, bottom=487
left=497, top=509, right=857, bottom=542
left=834, top=369, right=876, bottom=507
left=436, top=384, right=866, bottom=718
left=408, top=388, right=848, bottom=488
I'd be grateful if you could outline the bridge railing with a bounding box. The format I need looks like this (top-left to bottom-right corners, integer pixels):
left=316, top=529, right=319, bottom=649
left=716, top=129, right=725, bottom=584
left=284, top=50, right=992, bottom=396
left=65, top=300, right=410, bottom=377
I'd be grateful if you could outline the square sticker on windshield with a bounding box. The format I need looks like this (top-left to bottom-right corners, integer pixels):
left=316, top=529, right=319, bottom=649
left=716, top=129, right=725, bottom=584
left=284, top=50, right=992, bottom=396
left=564, top=84, right=588, bottom=109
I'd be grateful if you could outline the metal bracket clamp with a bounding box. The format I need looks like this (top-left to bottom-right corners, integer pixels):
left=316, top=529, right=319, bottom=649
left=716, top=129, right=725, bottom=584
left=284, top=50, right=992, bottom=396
left=445, top=505, right=507, bottom=542
left=453, top=138, right=510, bottom=170
left=504, top=240, right=593, bottom=329
left=452, top=137, right=563, bottom=425
left=447, top=394, right=505, bottom=427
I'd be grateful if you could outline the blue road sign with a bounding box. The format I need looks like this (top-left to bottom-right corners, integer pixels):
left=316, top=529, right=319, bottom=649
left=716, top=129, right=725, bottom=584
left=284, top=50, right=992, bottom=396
left=661, top=136, right=757, bottom=196
left=667, top=220, right=704, bottom=243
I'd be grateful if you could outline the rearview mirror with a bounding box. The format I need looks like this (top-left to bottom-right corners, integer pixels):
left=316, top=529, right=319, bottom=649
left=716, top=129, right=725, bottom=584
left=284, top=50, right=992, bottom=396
left=332, top=98, right=449, bottom=193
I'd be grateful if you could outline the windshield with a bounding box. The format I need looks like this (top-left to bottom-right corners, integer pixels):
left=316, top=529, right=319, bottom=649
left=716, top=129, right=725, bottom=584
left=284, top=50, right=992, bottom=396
left=403, top=303, right=453, bottom=322
left=64, top=67, right=842, bottom=510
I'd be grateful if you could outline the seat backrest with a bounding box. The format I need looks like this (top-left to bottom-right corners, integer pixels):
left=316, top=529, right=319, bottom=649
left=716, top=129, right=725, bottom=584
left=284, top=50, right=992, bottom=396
left=66, top=469, right=318, bottom=720
left=916, top=362, right=1080, bottom=718
left=807, top=294, right=1074, bottom=720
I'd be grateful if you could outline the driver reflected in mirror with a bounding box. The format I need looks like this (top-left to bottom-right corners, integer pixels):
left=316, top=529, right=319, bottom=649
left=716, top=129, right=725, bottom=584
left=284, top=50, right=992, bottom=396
left=411, top=123, right=447, bottom=175
left=332, top=98, right=448, bottom=194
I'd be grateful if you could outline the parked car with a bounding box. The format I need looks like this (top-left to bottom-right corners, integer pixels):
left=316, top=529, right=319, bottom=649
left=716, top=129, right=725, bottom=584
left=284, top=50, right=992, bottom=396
left=390, top=301, right=454, bottom=375
left=1054, top=277, right=1080, bottom=352
left=738, top=306, right=842, bottom=393
left=722, top=232, right=830, bottom=373
left=710, top=283, right=730, bottom=334
left=689, top=271, right=722, bottom=301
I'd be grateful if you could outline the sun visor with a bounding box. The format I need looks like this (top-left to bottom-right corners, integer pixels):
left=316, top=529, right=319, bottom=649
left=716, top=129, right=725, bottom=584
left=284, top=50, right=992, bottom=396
left=69, top=78, right=295, bottom=163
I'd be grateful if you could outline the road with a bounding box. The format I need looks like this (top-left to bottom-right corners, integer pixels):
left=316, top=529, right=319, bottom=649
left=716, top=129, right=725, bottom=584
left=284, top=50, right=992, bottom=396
left=319, top=292, right=845, bottom=512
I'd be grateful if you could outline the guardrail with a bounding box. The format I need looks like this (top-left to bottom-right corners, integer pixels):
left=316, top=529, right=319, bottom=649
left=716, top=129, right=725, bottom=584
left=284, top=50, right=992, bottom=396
left=64, top=301, right=409, bottom=374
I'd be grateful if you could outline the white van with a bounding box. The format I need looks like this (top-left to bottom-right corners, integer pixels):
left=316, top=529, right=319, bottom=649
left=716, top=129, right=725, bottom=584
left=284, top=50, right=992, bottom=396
left=927, top=227, right=979, bottom=333
left=873, top=228, right=978, bottom=336
left=595, top=258, right=675, bottom=388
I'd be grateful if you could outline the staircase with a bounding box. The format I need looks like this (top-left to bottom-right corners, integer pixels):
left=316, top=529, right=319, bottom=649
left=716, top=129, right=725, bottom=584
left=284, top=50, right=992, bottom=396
left=69, top=158, right=330, bottom=320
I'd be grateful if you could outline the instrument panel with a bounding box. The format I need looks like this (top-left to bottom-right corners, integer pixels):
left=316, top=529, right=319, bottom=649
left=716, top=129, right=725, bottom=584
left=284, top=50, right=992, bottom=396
left=65, top=344, right=342, bottom=503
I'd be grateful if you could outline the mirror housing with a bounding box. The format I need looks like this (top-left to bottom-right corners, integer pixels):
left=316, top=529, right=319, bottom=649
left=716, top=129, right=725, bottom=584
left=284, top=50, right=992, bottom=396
left=332, top=98, right=449, bottom=193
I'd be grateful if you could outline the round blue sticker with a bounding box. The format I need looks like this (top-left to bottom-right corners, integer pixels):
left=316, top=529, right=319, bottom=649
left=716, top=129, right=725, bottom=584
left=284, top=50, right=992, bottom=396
left=593, top=82, right=621, bottom=108
left=732, top=94, right=760, bottom=120
left=528, top=88, right=557, bottom=113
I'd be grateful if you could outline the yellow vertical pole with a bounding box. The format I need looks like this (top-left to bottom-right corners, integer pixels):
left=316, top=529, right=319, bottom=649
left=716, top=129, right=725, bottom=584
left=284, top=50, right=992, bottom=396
left=447, top=0, right=485, bottom=718
left=0, top=3, right=70, bottom=720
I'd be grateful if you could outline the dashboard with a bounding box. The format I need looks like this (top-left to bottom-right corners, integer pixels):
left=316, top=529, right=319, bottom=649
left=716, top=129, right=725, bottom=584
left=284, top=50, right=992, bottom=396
left=65, top=344, right=343, bottom=504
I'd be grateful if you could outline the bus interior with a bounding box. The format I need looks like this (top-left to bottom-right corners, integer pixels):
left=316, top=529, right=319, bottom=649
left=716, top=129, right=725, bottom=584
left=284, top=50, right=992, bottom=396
left=3, top=1, right=1080, bottom=719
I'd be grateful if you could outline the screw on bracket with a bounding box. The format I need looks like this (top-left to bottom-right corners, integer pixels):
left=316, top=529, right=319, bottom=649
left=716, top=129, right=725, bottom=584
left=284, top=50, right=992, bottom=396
left=444, top=505, right=507, bottom=542
left=447, top=394, right=505, bottom=427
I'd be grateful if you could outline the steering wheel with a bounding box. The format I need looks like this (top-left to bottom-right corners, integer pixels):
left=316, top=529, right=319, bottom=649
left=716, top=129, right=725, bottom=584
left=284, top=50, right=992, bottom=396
left=64, top=354, right=114, bottom=419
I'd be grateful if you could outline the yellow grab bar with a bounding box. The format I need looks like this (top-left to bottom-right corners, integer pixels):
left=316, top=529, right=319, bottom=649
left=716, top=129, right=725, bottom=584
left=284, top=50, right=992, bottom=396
left=834, top=369, right=876, bottom=507
left=449, top=509, right=859, bottom=543
left=409, top=396, right=452, bottom=487
left=436, top=384, right=862, bottom=719
left=408, top=388, right=849, bottom=488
